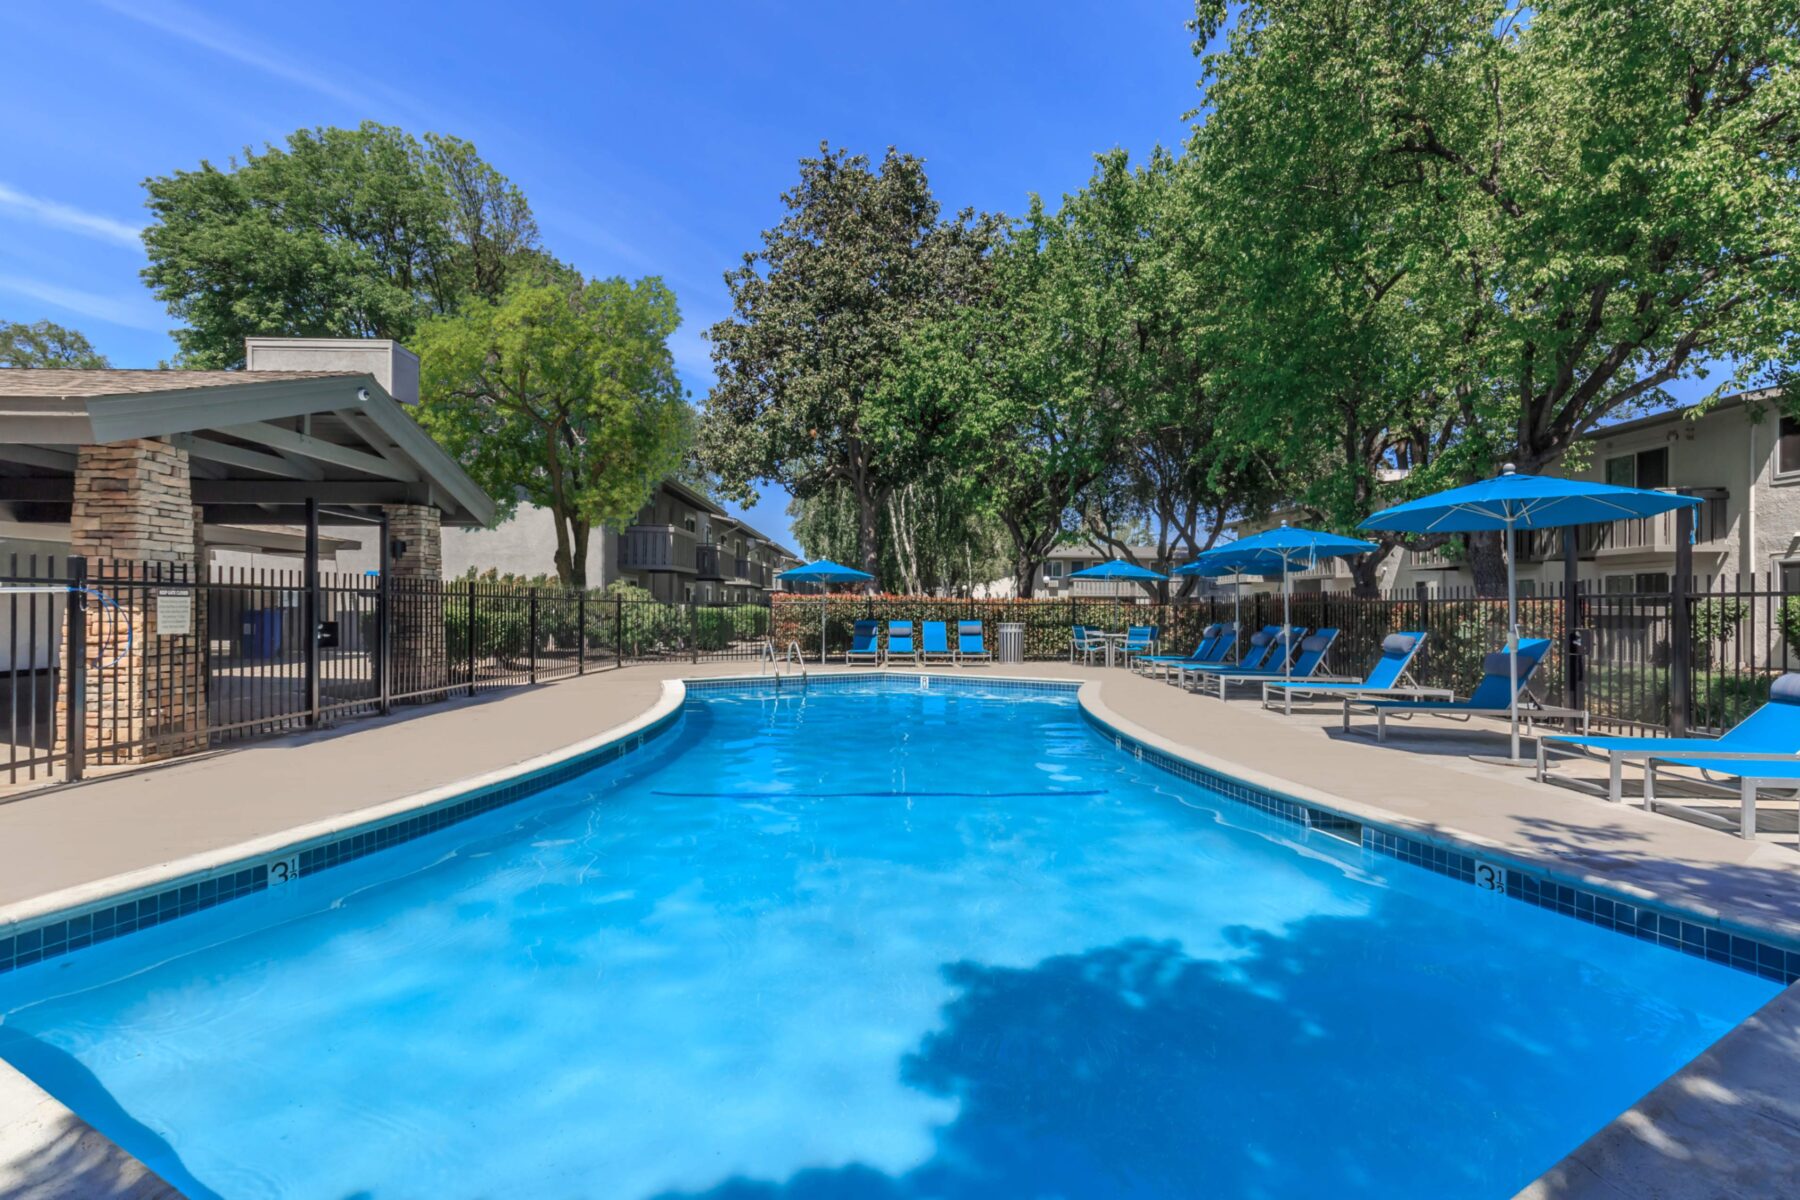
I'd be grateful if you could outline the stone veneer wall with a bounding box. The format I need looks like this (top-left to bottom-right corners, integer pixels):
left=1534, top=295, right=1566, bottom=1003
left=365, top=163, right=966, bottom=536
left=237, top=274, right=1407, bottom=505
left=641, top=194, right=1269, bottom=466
left=384, top=503, right=447, bottom=701
left=59, top=440, right=207, bottom=763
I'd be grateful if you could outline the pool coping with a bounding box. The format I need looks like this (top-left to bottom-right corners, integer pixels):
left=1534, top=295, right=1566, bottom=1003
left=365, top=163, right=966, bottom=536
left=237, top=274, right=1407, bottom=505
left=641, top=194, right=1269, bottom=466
left=0, top=667, right=1794, bottom=1199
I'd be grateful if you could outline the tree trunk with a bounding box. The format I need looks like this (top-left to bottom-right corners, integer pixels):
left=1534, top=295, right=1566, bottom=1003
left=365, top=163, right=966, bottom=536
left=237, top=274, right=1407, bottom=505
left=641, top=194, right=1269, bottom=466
left=550, top=505, right=578, bottom=588
left=852, top=475, right=882, bottom=592
left=1349, top=547, right=1388, bottom=599
left=1468, top=530, right=1508, bottom=597
left=569, top=517, right=590, bottom=589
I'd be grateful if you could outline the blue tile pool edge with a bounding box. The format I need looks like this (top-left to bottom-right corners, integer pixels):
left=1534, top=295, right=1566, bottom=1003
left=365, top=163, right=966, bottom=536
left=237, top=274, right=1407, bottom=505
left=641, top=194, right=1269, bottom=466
left=0, top=672, right=1074, bottom=978
left=1076, top=695, right=1800, bottom=986
left=0, top=670, right=1792, bottom=988
left=0, top=691, right=690, bottom=977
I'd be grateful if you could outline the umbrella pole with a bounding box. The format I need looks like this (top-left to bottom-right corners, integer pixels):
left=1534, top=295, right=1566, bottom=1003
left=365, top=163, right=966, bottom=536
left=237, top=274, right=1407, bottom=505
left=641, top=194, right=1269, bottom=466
left=1282, top=564, right=1292, bottom=685
left=1507, top=522, right=1520, bottom=762
left=1233, top=574, right=1241, bottom=663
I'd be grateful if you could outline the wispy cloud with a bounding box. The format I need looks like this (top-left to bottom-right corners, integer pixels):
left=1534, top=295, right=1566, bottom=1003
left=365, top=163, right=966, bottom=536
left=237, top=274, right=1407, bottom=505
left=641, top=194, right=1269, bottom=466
left=94, top=0, right=417, bottom=116
left=0, top=184, right=141, bottom=248
left=0, top=274, right=164, bottom=331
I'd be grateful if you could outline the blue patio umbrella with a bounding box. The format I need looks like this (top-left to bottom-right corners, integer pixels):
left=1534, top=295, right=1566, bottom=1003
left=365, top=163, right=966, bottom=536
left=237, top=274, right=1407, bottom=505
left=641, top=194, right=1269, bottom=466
left=1193, top=524, right=1378, bottom=684
left=1361, top=464, right=1703, bottom=762
left=775, top=559, right=875, bottom=662
left=1172, top=555, right=1253, bottom=663
left=1067, top=557, right=1169, bottom=608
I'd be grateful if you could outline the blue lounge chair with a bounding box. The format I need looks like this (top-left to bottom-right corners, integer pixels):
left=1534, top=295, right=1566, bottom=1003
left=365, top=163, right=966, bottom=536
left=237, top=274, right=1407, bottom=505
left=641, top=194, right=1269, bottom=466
left=1186, top=629, right=1339, bottom=699
left=920, top=620, right=955, bottom=664
left=886, top=620, right=918, bottom=665
left=1539, top=673, right=1800, bottom=805
left=1344, top=639, right=1585, bottom=742
left=1172, top=626, right=1295, bottom=688
left=1120, top=625, right=1158, bottom=665
left=956, top=620, right=991, bottom=665
left=845, top=619, right=881, bottom=665
left=1135, top=623, right=1238, bottom=677
left=1260, top=632, right=1437, bottom=715
left=1071, top=625, right=1108, bottom=666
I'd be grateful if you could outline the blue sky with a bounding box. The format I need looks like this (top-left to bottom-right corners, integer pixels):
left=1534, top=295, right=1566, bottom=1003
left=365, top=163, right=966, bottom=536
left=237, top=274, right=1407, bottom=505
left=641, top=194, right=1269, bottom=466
left=0, top=0, right=1210, bottom=552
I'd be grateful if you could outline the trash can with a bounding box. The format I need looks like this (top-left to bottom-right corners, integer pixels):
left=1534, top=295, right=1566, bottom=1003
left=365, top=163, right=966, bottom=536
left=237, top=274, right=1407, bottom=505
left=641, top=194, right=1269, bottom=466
left=240, top=609, right=284, bottom=660
left=996, top=622, right=1025, bottom=664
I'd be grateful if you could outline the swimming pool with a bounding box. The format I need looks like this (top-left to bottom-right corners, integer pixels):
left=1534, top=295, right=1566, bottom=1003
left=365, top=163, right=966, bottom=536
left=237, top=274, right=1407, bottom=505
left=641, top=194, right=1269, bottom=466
left=0, top=679, right=1781, bottom=1198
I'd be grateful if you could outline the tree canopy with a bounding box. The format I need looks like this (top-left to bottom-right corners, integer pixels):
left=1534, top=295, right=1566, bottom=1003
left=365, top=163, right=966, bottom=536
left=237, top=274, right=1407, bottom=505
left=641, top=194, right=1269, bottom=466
left=141, top=122, right=545, bottom=368
left=414, top=274, right=690, bottom=587
left=0, top=319, right=109, bottom=368
left=700, top=144, right=1002, bottom=583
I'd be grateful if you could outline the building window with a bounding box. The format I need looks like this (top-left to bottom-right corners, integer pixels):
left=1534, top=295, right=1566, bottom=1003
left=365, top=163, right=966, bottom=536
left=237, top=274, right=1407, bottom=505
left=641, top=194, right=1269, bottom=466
left=1604, top=572, right=1669, bottom=594
left=1779, top=418, right=1800, bottom=479
left=684, top=516, right=696, bottom=533
left=1046, top=561, right=1066, bottom=579
left=1604, top=446, right=1669, bottom=490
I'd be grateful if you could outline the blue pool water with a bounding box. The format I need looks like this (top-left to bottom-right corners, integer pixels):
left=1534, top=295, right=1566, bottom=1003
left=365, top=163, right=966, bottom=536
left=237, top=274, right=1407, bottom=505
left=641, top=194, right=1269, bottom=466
left=0, top=681, right=1779, bottom=1199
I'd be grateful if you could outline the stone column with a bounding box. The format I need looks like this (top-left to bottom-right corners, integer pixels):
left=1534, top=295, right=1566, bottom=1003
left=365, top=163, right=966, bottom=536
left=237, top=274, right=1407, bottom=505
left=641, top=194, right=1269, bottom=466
left=382, top=503, right=446, bottom=702
left=59, top=439, right=207, bottom=764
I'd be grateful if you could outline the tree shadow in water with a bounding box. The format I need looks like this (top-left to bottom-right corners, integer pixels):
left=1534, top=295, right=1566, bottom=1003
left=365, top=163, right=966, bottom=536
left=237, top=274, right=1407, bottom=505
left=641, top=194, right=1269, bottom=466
left=649, top=898, right=1761, bottom=1200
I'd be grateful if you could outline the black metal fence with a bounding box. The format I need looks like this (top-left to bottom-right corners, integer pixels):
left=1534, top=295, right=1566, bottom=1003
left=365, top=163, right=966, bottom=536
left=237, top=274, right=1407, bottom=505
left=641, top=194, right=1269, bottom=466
left=770, top=575, right=1800, bottom=740
left=10, top=552, right=1800, bottom=790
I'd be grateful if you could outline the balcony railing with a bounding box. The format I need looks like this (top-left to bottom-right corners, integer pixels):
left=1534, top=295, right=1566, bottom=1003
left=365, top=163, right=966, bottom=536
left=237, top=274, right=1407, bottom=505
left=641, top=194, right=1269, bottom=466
left=1517, top=488, right=1730, bottom=561
left=619, top=525, right=698, bottom=572
left=696, top=543, right=721, bottom=579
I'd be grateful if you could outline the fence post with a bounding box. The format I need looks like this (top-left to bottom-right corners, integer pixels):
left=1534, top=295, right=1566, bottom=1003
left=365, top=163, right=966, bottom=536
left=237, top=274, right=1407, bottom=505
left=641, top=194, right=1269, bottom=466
left=691, top=604, right=700, bottom=665
left=304, top=497, right=321, bottom=728
left=1670, top=504, right=1694, bottom=736
left=529, top=588, right=540, bottom=684
left=577, top=588, right=587, bottom=676
left=616, top=596, right=624, bottom=667
left=1562, top=527, right=1583, bottom=714
left=65, top=555, right=87, bottom=782
left=467, top=579, right=478, bottom=695
left=376, top=511, right=391, bottom=716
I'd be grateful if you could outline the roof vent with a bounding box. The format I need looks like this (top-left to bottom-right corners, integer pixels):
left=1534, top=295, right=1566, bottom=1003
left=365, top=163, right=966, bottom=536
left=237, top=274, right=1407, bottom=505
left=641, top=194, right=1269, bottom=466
left=244, top=337, right=419, bottom=405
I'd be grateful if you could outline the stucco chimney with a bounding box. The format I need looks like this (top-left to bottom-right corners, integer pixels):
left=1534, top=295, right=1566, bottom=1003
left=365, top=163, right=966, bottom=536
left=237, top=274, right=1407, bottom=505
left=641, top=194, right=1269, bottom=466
left=243, top=337, right=420, bottom=405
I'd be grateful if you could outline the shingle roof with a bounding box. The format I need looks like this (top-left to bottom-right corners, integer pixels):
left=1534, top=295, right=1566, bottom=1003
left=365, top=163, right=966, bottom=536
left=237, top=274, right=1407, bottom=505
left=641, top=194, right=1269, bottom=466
left=0, top=368, right=360, bottom=399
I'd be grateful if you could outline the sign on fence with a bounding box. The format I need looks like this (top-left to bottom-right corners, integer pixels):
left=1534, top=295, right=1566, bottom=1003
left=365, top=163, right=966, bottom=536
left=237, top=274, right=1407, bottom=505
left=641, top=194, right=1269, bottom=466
left=154, top=589, right=192, bottom=636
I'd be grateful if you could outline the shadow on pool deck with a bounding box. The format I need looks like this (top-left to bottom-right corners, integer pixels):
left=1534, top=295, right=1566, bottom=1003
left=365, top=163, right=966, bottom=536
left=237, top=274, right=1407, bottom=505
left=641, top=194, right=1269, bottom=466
left=646, top=900, right=1779, bottom=1200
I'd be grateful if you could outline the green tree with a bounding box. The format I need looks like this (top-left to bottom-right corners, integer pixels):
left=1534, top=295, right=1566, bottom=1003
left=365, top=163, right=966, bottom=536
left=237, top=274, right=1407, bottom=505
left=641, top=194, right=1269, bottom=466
left=1188, top=1, right=1471, bottom=594
left=414, top=275, right=690, bottom=587
left=0, top=319, right=109, bottom=367
left=700, top=144, right=1002, bottom=585
left=1193, top=0, right=1800, bottom=593
left=142, top=122, right=544, bottom=367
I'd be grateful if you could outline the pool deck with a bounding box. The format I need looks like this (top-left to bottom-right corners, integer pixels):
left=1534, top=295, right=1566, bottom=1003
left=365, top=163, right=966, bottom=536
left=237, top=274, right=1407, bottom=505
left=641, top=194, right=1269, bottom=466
left=0, top=660, right=1796, bottom=1198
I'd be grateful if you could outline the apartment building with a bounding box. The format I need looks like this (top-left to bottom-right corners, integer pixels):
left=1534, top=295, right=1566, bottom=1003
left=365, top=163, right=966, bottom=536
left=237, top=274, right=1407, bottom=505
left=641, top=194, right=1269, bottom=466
left=1225, top=388, right=1787, bottom=596
left=443, top=478, right=796, bottom=603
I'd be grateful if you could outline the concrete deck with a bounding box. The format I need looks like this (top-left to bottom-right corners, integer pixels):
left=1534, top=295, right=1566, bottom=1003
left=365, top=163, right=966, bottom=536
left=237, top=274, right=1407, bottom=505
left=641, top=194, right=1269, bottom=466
left=0, top=661, right=1795, bottom=1198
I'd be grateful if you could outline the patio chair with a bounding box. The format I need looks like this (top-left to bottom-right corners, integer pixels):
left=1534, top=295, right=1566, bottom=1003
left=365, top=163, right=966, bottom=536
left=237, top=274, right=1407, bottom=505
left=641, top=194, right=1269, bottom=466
left=1133, top=623, right=1216, bottom=673
left=1120, top=625, right=1159, bottom=665
left=1186, top=629, right=1339, bottom=699
left=1171, top=626, right=1293, bottom=688
left=920, top=620, right=956, bottom=665
left=1260, top=631, right=1434, bottom=715
left=956, top=620, right=992, bottom=665
left=1538, top=672, right=1800, bottom=805
left=1343, top=639, right=1586, bottom=742
left=1071, top=625, right=1108, bottom=666
left=1136, top=624, right=1241, bottom=678
left=886, top=620, right=918, bottom=666
left=844, top=619, right=881, bottom=666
